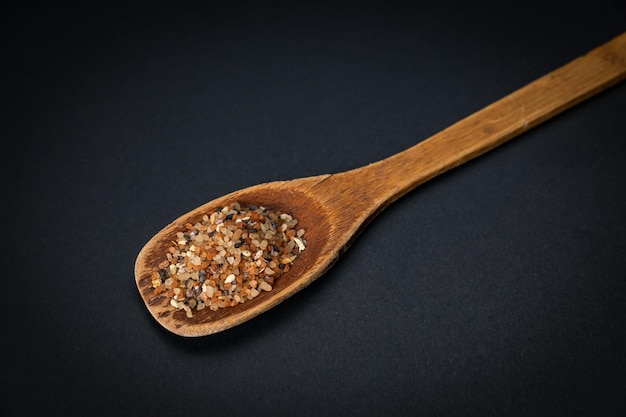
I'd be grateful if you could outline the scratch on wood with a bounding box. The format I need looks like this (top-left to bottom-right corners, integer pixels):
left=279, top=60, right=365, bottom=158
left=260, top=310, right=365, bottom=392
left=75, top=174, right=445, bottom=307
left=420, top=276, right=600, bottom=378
left=312, top=173, right=333, bottom=187
left=520, top=104, right=529, bottom=130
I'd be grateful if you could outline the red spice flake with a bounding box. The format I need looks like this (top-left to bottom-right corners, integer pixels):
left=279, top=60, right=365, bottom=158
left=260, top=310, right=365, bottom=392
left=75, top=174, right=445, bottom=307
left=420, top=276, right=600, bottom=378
left=152, top=202, right=306, bottom=317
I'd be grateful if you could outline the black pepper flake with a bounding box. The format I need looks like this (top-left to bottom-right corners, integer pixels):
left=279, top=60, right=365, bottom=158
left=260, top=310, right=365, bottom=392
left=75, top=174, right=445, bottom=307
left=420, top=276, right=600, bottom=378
left=225, top=213, right=234, bottom=220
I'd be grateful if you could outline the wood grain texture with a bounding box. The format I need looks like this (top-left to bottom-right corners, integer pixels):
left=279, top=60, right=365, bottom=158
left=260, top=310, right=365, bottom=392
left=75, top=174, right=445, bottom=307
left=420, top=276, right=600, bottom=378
left=135, top=32, right=626, bottom=337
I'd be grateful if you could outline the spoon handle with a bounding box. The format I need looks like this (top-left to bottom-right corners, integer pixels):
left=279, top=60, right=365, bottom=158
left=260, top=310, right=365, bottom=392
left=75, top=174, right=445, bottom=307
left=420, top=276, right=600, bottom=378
left=326, top=32, right=626, bottom=213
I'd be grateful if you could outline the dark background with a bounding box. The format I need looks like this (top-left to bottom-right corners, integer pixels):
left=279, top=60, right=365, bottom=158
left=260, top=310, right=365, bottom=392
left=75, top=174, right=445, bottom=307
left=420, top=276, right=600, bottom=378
left=3, top=3, right=625, bottom=416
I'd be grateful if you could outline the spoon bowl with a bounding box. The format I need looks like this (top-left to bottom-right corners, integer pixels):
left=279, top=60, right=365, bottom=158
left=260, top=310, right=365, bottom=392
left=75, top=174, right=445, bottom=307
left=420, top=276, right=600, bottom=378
left=136, top=33, right=626, bottom=336
left=135, top=176, right=340, bottom=336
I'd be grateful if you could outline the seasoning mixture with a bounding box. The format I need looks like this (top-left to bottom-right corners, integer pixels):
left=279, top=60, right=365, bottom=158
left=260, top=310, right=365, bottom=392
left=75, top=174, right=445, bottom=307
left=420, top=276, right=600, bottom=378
left=151, top=202, right=306, bottom=317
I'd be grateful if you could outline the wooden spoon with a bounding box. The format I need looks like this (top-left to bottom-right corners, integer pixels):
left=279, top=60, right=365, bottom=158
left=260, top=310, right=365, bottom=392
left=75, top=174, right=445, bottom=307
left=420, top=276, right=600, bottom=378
left=136, top=33, right=626, bottom=337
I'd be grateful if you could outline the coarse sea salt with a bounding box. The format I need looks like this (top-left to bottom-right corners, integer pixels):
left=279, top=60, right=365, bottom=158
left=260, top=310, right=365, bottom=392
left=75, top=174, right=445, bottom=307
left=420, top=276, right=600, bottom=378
left=151, top=202, right=306, bottom=317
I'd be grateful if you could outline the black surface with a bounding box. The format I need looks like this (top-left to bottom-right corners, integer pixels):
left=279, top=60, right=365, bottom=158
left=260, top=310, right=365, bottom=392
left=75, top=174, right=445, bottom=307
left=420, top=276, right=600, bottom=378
left=3, top=3, right=626, bottom=416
